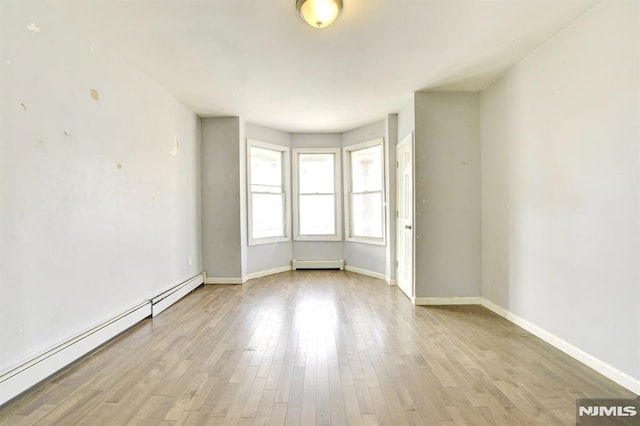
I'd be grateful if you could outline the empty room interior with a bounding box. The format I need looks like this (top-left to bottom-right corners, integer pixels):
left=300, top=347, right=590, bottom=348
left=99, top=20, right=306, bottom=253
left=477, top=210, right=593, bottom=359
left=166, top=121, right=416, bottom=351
left=1, top=0, right=639, bottom=424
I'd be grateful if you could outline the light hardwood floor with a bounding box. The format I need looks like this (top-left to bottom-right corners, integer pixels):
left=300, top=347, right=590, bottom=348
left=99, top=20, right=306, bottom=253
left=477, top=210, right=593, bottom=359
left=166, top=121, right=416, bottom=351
left=0, top=271, right=637, bottom=425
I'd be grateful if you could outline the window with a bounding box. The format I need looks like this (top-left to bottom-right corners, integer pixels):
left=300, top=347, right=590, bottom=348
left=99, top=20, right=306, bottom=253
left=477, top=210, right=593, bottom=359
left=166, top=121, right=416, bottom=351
left=343, top=139, right=385, bottom=245
left=293, top=149, right=341, bottom=241
left=247, top=140, right=290, bottom=245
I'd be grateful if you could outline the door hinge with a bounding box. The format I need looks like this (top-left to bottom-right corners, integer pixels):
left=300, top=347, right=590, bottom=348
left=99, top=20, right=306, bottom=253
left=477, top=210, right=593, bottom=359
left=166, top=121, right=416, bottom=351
left=396, top=210, right=399, bottom=218
left=396, top=161, right=399, bottom=168
left=395, top=259, right=398, bottom=268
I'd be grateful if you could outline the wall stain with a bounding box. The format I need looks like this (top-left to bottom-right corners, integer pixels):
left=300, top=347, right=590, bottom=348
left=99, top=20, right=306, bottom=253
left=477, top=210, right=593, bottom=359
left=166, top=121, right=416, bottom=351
left=27, top=22, right=40, bottom=33
left=90, top=89, right=100, bottom=101
left=117, top=162, right=122, bottom=169
left=64, top=131, right=71, bottom=137
left=20, top=103, right=27, bottom=111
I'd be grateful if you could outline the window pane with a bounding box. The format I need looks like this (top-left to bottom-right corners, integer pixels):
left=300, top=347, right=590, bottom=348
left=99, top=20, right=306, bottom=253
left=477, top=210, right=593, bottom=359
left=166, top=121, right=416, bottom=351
left=252, top=193, right=284, bottom=239
left=351, top=192, right=382, bottom=238
left=299, top=194, right=335, bottom=235
left=299, top=153, right=334, bottom=194
left=351, top=145, right=382, bottom=193
left=250, top=147, right=282, bottom=192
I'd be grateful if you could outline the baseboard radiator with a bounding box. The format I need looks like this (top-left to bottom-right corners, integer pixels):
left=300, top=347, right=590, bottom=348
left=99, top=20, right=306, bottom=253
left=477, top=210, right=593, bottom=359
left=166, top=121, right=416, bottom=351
left=0, top=272, right=204, bottom=406
left=292, top=259, right=344, bottom=270
left=0, top=302, right=151, bottom=407
left=151, top=273, right=205, bottom=316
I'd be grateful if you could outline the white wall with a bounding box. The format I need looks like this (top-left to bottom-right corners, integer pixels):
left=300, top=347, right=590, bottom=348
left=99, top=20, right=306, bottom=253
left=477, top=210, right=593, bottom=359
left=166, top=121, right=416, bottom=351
left=0, top=2, right=200, bottom=371
left=481, top=0, right=639, bottom=384
left=414, top=91, right=481, bottom=298
left=201, top=117, right=243, bottom=280
left=397, top=96, right=415, bottom=143
left=245, top=123, right=292, bottom=275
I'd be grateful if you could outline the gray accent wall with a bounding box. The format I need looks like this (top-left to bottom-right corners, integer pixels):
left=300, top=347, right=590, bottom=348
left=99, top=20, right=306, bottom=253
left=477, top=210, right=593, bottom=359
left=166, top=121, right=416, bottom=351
left=201, top=117, right=243, bottom=279
left=480, top=0, right=639, bottom=383
left=291, top=133, right=342, bottom=149
left=293, top=242, right=344, bottom=262
left=414, top=91, right=481, bottom=298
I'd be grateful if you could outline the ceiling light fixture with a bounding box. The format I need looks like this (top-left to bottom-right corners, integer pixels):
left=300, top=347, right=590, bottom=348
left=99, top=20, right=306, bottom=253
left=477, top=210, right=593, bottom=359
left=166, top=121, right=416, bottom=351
left=296, top=0, right=343, bottom=29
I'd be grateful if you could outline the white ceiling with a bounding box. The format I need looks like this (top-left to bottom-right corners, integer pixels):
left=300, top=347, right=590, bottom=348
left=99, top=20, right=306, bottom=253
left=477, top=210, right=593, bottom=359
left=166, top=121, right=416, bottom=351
left=54, top=0, right=597, bottom=133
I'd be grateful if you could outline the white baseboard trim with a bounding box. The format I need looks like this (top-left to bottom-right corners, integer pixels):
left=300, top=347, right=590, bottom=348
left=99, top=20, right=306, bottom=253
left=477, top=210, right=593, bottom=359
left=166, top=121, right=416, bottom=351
left=344, top=265, right=387, bottom=281
left=205, top=266, right=294, bottom=284
left=205, top=277, right=244, bottom=285
left=386, top=278, right=397, bottom=286
left=0, top=301, right=151, bottom=406
left=245, top=265, right=292, bottom=281
left=414, top=296, right=482, bottom=306
left=481, top=298, right=640, bottom=396
left=151, top=273, right=204, bottom=317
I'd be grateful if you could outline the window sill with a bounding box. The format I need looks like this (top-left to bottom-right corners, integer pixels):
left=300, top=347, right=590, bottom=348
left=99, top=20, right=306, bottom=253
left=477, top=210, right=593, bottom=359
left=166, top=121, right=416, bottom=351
left=248, top=236, right=291, bottom=246
left=345, top=236, right=386, bottom=246
left=294, top=235, right=342, bottom=242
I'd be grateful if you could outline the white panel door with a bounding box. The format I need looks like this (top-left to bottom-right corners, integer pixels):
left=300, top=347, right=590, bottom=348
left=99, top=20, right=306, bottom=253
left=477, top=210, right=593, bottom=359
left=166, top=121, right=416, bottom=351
left=396, top=133, right=414, bottom=300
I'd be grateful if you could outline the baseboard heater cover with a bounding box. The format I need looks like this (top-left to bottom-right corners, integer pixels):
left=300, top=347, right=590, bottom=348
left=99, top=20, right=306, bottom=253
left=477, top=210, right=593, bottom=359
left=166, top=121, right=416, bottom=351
left=292, top=259, right=344, bottom=270
left=0, top=301, right=151, bottom=406
left=151, top=272, right=205, bottom=316
left=0, top=272, right=205, bottom=406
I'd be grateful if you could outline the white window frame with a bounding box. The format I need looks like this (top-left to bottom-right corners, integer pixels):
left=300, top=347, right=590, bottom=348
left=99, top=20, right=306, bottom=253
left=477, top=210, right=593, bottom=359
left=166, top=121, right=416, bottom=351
left=292, top=148, right=342, bottom=241
left=247, top=139, right=291, bottom=246
left=343, top=138, right=386, bottom=246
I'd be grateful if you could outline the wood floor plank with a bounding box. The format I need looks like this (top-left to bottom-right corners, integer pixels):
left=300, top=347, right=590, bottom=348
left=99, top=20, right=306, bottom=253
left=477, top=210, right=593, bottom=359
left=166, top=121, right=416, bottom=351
left=329, top=389, right=347, bottom=425
left=283, top=365, right=304, bottom=425
left=241, top=377, right=267, bottom=419
left=268, top=403, right=287, bottom=426
left=0, top=271, right=636, bottom=425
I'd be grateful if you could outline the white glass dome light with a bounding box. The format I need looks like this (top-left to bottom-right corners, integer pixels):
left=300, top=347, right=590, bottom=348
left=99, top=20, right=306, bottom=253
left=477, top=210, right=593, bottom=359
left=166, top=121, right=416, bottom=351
left=296, top=0, right=343, bottom=29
